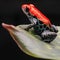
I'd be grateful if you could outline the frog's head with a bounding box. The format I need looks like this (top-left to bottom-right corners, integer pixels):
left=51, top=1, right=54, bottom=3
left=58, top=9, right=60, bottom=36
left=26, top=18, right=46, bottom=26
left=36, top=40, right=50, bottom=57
left=21, top=4, right=34, bottom=17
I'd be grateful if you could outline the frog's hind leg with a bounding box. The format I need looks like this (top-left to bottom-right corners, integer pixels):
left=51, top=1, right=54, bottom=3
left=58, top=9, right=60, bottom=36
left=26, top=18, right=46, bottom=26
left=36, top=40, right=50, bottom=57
left=41, top=30, right=57, bottom=43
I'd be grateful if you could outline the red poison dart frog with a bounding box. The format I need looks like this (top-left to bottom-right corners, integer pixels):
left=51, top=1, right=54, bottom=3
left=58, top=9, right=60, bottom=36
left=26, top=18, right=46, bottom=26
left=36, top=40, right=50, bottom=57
left=21, top=4, right=58, bottom=43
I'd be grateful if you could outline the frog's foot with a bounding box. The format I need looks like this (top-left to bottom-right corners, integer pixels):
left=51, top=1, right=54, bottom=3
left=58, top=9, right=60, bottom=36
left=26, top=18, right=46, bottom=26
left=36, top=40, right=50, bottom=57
left=41, top=30, right=57, bottom=43
left=51, top=25, right=58, bottom=33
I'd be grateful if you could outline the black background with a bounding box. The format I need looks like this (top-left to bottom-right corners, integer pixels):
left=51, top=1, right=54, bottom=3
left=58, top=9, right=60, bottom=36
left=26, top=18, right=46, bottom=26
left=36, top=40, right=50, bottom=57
left=0, top=0, right=60, bottom=60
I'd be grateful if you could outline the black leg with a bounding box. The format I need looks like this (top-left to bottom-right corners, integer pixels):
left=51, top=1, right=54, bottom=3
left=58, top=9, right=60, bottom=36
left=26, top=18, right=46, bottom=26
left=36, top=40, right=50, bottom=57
left=41, top=30, right=57, bottom=43
left=24, top=23, right=35, bottom=31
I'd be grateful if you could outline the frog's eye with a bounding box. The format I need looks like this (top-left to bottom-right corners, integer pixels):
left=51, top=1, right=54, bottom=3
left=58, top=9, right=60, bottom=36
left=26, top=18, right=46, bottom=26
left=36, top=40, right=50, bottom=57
left=25, top=7, right=29, bottom=12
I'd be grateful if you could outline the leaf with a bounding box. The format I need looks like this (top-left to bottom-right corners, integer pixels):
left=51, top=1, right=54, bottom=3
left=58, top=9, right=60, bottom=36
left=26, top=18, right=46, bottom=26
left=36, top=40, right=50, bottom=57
left=2, top=23, right=60, bottom=60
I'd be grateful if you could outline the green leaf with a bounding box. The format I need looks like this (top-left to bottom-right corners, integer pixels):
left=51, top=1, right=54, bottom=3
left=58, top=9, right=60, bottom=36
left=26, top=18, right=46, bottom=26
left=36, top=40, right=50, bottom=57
left=2, top=23, right=60, bottom=60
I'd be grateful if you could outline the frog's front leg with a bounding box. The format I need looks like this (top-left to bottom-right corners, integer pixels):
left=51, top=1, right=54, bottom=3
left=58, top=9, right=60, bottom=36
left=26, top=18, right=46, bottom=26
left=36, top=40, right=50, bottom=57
left=24, top=23, right=35, bottom=31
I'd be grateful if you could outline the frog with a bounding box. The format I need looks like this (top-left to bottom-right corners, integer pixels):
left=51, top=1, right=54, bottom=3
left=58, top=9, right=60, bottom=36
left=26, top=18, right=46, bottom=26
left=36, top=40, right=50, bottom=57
left=21, top=4, right=58, bottom=43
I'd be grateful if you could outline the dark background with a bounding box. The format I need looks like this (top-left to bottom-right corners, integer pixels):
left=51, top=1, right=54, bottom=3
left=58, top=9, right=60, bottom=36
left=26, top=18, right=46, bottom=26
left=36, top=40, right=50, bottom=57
left=0, top=0, right=60, bottom=60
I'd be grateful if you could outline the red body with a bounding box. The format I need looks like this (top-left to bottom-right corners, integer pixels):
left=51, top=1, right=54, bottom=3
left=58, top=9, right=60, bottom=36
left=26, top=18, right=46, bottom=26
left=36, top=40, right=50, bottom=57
left=22, top=4, right=52, bottom=27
